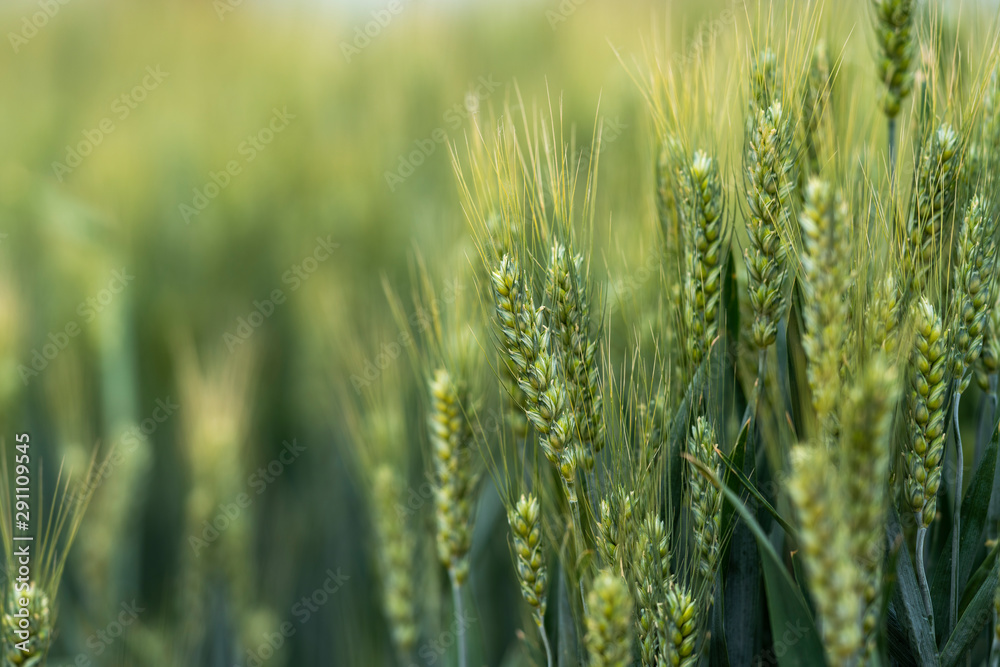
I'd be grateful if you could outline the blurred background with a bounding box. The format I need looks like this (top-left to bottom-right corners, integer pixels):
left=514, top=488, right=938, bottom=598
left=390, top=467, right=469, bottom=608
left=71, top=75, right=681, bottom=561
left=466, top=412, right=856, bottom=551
left=0, top=0, right=756, bottom=665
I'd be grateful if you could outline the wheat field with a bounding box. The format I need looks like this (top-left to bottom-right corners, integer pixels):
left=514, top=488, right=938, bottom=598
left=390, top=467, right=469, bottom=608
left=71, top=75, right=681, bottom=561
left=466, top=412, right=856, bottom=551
left=5, top=0, right=1000, bottom=665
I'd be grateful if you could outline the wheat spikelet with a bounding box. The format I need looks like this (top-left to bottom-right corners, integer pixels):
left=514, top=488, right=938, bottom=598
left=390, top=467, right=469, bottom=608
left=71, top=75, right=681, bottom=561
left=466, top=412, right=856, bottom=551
left=873, top=0, right=916, bottom=118
left=660, top=580, right=699, bottom=667
left=788, top=446, right=863, bottom=665
left=799, top=178, right=851, bottom=429
left=546, top=242, right=604, bottom=470
left=904, top=298, right=949, bottom=528
left=508, top=494, right=548, bottom=630
left=681, top=150, right=727, bottom=365
left=585, top=569, right=633, bottom=667
left=841, top=357, right=898, bottom=662
left=1, top=583, right=50, bottom=667
left=744, top=101, right=794, bottom=350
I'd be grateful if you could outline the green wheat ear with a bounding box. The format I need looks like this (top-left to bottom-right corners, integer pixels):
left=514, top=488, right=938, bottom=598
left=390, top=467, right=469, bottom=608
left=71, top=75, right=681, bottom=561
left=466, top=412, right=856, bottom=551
left=490, top=254, right=577, bottom=494
left=952, top=197, right=998, bottom=392
left=686, top=417, right=721, bottom=588
left=841, top=357, right=898, bottom=662
left=508, top=494, right=548, bottom=630
left=799, top=178, right=850, bottom=431
left=2, top=582, right=50, bottom=667
left=680, top=150, right=727, bottom=366
left=595, top=486, right=635, bottom=571
left=585, top=569, right=633, bottom=667
left=870, top=274, right=902, bottom=355
left=906, top=124, right=960, bottom=292
left=788, top=446, right=863, bottom=665
left=904, top=298, right=948, bottom=529
left=744, top=101, right=794, bottom=350
left=660, top=580, right=699, bottom=667
left=372, top=465, right=418, bottom=657
left=546, top=242, right=604, bottom=470
left=429, top=367, right=475, bottom=585
left=634, top=512, right=669, bottom=666
left=873, top=0, right=916, bottom=118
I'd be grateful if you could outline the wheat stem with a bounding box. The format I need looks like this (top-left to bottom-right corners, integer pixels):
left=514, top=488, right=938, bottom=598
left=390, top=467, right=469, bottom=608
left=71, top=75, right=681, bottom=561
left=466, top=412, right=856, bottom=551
left=449, top=570, right=468, bottom=667
left=916, top=526, right=935, bottom=638
left=569, top=494, right=588, bottom=615
left=888, top=116, right=898, bottom=184
left=540, top=621, right=554, bottom=667
left=951, top=387, right=963, bottom=633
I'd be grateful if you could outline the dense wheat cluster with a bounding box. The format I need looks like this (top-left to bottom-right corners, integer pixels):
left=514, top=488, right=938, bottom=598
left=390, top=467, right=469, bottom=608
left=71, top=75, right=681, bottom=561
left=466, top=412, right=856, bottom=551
left=332, top=1, right=1000, bottom=665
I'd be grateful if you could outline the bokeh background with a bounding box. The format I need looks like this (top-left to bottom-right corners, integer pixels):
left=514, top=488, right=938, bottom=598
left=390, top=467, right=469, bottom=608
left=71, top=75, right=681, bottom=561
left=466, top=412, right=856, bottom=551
left=0, top=0, right=772, bottom=665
